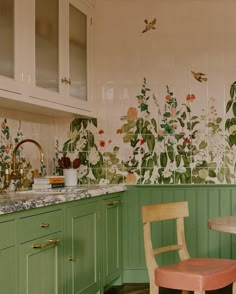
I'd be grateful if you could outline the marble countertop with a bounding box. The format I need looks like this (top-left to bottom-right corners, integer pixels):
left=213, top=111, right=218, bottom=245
left=0, top=185, right=127, bottom=215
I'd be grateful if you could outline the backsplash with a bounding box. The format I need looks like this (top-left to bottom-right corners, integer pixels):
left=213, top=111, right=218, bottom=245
left=53, top=76, right=236, bottom=185
left=2, top=0, right=236, bottom=186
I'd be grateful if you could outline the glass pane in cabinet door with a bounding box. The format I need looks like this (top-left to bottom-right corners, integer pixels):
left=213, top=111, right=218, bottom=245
left=69, top=4, right=87, bottom=100
left=35, top=0, right=59, bottom=92
left=0, top=0, right=14, bottom=78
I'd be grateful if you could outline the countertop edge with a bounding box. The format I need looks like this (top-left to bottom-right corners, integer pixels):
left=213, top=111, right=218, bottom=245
left=0, top=185, right=127, bottom=215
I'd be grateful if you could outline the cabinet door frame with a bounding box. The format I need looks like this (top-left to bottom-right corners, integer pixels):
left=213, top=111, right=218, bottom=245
left=66, top=201, right=101, bottom=294
left=103, top=195, right=122, bottom=287
left=0, top=0, right=24, bottom=95
left=18, top=232, right=63, bottom=294
left=62, top=0, right=94, bottom=112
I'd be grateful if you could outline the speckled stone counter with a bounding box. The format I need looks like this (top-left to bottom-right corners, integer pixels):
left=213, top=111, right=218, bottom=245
left=0, top=185, right=127, bottom=215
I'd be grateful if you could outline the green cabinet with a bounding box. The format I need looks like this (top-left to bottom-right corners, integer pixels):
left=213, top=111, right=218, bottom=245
left=17, top=208, right=64, bottom=294
left=66, top=201, right=101, bottom=294
left=0, top=219, right=17, bottom=294
left=19, top=232, right=63, bottom=294
left=103, top=195, right=122, bottom=287
left=0, top=190, right=124, bottom=294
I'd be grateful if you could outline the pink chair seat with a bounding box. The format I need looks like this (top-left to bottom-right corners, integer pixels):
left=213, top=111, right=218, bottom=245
left=155, top=258, right=236, bottom=291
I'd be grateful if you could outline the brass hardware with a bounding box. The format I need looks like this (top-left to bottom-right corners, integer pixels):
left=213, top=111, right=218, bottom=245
left=1, top=139, right=45, bottom=191
left=61, top=77, right=67, bottom=84
left=106, top=200, right=121, bottom=206
left=69, top=256, right=76, bottom=261
left=61, top=77, right=71, bottom=85
left=32, top=239, right=60, bottom=249
left=40, top=223, right=50, bottom=228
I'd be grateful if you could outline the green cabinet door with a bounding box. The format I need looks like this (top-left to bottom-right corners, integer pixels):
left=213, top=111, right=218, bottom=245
left=0, top=219, right=17, bottom=294
left=66, top=202, right=100, bottom=294
left=103, top=196, right=122, bottom=286
left=19, top=232, right=63, bottom=294
left=0, top=246, right=17, bottom=294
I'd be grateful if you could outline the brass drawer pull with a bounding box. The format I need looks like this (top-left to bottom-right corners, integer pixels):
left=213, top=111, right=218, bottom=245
left=69, top=256, right=76, bottom=261
left=32, top=239, right=60, bottom=249
left=106, top=200, right=121, bottom=206
left=40, top=223, right=50, bottom=228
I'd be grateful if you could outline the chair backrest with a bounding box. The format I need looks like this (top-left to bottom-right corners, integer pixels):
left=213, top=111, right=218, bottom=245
left=142, top=201, right=190, bottom=281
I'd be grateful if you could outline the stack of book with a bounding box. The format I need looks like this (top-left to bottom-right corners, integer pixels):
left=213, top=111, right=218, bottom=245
left=32, top=176, right=65, bottom=190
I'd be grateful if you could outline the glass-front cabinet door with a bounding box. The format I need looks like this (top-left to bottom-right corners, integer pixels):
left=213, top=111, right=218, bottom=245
left=25, top=0, right=63, bottom=102
left=26, top=0, right=93, bottom=113
left=64, top=0, right=93, bottom=112
left=0, top=0, right=22, bottom=94
left=69, top=3, right=87, bottom=101
left=35, top=0, right=59, bottom=93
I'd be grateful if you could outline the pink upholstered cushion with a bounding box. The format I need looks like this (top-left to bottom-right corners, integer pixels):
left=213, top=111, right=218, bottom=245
left=155, top=258, right=236, bottom=291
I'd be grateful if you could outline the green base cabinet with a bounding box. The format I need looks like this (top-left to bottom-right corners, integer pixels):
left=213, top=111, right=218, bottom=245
left=66, top=201, right=101, bottom=294
left=0, top=191, right=125, bottom=294
left=103, top=195, right=122, bottom=287
left=0, top=219, right=17, bottom=294
left=19, top=232, right=63, bottom=294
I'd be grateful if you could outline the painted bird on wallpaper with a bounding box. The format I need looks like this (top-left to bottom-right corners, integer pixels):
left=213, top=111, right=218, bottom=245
left=142, top=18, right=157, bottom=33
left=191, top=71, right=208, bottom=83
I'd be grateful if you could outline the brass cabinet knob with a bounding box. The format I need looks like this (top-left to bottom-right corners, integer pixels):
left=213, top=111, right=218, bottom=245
left=40, top=223, right=50, bottom=228
left=69, top=256, right=76, bottom=261
left=61, top=77, right=71, bottom=85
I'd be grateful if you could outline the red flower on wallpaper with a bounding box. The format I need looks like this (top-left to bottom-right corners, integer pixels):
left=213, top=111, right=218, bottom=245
left=183, top=137, right=191, bottom=144
left=99, top=140, right=105, bottom=147
left=116, top=129, right=122, bottom=134
left=186, top=94, right=196, bottom=102
left=140, top=139, right=145, bottom=145
left=98, top=129, right=104, bottom=134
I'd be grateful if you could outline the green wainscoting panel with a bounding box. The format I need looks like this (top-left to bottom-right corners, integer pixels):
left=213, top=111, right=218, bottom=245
left=122, top=185, right=236, bottom=283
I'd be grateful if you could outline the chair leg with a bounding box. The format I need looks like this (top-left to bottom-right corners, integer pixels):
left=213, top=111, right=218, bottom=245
left=150, top=283, right=159, bottom=294
left=233, top=281, right=236, bottom=294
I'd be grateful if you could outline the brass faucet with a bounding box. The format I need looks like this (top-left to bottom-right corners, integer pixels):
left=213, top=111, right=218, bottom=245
left=3, top=139, right=44, bottom=191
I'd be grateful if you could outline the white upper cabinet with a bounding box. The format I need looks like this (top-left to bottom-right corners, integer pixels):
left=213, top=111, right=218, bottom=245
left=0, top=0, right=94, bottom=116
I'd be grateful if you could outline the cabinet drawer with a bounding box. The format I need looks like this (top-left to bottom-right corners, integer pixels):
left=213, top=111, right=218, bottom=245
left=18, top=210, right=63, bottom=243
left=0, top=220, right=16, bottom=250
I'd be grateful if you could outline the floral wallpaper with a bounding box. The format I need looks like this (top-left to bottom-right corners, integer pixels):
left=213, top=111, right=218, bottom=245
left=0, top=75, right=235, bottom=187
left=54, top=75, right=236, bottom=185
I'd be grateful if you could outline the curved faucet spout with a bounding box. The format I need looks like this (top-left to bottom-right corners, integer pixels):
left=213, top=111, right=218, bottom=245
left=12, top=139, right=44, bottom=176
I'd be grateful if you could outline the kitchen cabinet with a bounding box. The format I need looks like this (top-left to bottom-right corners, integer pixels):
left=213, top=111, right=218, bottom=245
left=0, top=219, right=17, bottom=294
left=66, top=201, right=101, bottom=294
left=0, top=189, right=124, bottom=294
left=0, top=0, right=94, bottom=116
left=19, top=232, right=63, bottom=294
left=18, top=208, right=64, bottom=294
left=103, top=195, right=122, bottom=287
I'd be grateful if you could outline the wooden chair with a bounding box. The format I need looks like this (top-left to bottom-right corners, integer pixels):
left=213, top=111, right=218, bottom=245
left=142, top=201, right=236, bottom=294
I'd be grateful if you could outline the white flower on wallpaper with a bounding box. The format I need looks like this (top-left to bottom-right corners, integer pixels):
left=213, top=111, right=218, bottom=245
left=88, top=147, right=100, bottom=165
